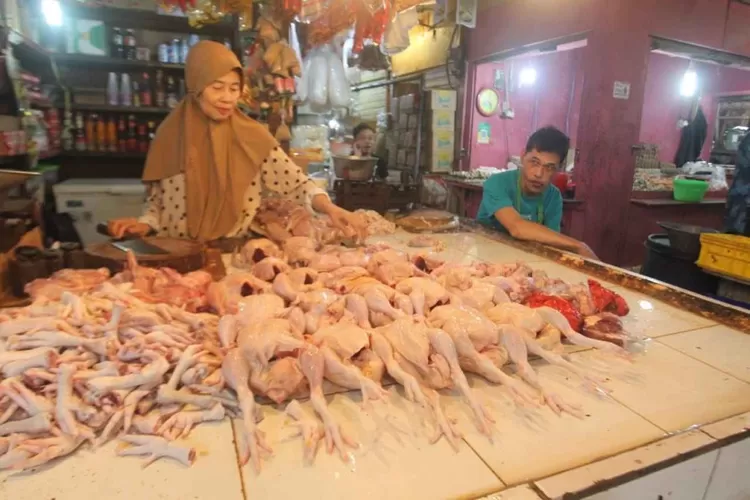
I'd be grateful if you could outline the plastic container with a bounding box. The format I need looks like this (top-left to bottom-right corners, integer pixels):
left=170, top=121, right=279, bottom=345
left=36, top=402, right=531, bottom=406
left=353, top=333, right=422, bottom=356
left=53, top=178, right=146, bottom=246
left=673, top=177, right=709, bottom=202
left=642, top=234, right=718, bottom=294
left=697, top=233, right=750, bottom=281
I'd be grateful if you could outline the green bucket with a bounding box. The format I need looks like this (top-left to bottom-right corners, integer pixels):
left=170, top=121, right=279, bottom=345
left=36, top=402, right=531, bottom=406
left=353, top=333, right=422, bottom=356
left=673, top=177, right=709, bottom=202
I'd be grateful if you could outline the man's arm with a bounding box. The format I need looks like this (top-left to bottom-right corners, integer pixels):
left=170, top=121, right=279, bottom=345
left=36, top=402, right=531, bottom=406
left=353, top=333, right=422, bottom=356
left=495, top=207, right=598, bottom=259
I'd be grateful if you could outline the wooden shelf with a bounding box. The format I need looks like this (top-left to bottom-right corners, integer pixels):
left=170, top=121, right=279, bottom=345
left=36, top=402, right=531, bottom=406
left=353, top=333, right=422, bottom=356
left=62, top=3, right=235, bottom=37
left=54, top=53, right=186, bottom=71
left=58, top=151, right=147, bottom=159
left=70, top=103, right=171, bottom=115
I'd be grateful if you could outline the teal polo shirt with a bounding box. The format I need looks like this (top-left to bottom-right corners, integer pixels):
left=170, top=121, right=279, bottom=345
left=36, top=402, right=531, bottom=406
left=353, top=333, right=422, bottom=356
left=476, top=169, right=563, bottom=233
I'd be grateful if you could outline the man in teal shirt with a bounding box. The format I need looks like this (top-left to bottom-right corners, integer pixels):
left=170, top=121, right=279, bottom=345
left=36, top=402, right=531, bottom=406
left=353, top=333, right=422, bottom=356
left=477, top=126, right=597, bottom=259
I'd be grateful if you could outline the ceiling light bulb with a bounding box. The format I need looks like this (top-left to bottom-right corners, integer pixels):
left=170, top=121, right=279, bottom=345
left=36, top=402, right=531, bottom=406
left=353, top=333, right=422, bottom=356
left=680, top=70, right=697, bottom=97
left=519, top=67, right=537, bottom=87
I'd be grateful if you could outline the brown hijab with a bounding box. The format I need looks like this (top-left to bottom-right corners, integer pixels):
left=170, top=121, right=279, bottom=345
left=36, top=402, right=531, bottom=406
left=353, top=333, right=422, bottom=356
left=142, top=41, right=277, bottom=241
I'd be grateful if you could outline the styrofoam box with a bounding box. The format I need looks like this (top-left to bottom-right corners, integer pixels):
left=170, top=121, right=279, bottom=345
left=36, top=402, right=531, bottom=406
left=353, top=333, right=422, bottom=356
left=53, top=178, right=146, bottom=246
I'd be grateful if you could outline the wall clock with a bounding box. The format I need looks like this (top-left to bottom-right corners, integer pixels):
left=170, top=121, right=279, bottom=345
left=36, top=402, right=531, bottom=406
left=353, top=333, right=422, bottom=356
left=476, top=88, right=500, bottom=116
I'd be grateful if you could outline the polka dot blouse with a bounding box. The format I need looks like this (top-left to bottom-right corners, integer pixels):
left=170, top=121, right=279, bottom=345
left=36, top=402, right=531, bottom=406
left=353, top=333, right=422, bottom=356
left=138, top=146, right=328, bottom=238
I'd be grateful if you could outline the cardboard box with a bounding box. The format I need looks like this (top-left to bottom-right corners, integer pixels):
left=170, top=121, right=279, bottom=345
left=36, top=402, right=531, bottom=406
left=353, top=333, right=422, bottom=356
left=424, top=149, right=454, bottom=172
left=430, top=130, right=455, bottom=151
left=427, top=90, right=457, bottom=110
left=397, top=148, right=407, bottom=165
left=426, top=109, right=456, bottom=131
left=397, top=114, right=409, bottom=130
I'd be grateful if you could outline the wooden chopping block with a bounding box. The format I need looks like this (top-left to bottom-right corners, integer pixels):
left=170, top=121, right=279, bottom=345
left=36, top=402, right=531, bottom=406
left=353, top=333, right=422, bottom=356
left=84, top=237, right=205, bottom=274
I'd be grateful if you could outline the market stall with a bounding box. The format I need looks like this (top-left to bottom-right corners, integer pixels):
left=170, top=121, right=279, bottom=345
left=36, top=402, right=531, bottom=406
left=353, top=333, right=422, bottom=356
left=1, top=216, right=750, bottom=499
left=2, top=2, right=750, bottom=498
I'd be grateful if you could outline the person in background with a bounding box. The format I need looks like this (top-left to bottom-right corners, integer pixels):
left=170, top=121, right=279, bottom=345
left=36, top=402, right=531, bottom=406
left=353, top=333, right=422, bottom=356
left=476, top=126, right=598, bottom=259
left=108, top=41, right=365, bottom=241
left=725, top=131, right=750, bottom=235
left=352, top=123, right=388, bottom=179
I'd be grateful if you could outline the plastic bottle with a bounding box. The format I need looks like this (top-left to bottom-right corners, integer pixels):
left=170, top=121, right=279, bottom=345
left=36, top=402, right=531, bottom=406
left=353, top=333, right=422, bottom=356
left=118, top=116, right=127, bottom=151
left=112, top=27, right=124, bottom=58
left=170, top=38, right=181, bottom=64
left=180, top=38, right=189, bottom=64
left=120, top=73, right=132, bottom=106
left=107, top=116, right=117, bottom=152
left=107, top=72, right=119, bottom=106
left=140, top=72, right=152, bottom=107
left=96, top=115, right=106, bottom=152
left=85, top=114, right=96, bottom=151
left=155, top=70, right=165, bottom=108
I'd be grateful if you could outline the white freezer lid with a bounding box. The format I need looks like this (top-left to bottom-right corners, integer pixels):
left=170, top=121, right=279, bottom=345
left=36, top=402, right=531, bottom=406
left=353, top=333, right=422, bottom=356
left=53, top=178, right=146, bottom=195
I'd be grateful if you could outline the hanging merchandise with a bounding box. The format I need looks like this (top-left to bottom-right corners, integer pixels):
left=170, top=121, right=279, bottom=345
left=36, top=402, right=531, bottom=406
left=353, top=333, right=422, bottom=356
left=456, top=0, right=478, bottom=28
left=327, top=46, right=351, bottom=108
left=308, top=47, right=330, bottom=109
left=381, top=6, right=419, bottom=55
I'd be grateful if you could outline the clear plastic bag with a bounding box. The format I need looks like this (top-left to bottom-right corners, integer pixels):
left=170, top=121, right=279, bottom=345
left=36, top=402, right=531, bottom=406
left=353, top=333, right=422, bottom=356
left=308, top=47, right=330, bottom=107
left=295, top=53, right=312, bottom=104
left=327, top=46, right=351, bottom=108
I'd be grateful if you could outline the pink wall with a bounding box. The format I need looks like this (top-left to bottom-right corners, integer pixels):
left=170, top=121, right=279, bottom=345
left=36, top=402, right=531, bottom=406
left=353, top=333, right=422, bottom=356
left=639, top=52, right=750, bottom=163
left=468, top=49, right=584, bottom=170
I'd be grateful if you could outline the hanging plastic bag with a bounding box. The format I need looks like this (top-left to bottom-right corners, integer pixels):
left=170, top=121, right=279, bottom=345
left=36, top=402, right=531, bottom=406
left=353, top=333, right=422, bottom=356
left=295, top=53, right=312, bottom=104
left=308, top=47, right=330, bottom=107
left=327, top=46, right=351, bottom=108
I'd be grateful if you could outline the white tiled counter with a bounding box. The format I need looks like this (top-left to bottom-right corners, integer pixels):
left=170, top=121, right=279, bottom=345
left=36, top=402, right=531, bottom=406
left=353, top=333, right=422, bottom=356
left=2, top=231, right=749, bottom=500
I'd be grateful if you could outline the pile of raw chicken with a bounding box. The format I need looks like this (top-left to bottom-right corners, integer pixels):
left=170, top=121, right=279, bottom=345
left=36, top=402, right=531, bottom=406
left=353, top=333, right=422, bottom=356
left=0, top=235, right=636, bottom=473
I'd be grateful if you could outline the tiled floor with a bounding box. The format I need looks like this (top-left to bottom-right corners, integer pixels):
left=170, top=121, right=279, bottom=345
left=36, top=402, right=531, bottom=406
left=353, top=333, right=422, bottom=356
left=3, top=230, right=750, bottom=499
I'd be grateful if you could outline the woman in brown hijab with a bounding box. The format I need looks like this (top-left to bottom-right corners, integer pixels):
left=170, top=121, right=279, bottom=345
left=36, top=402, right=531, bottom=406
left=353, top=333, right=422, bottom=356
left=109, top=41, right=365, bottom=241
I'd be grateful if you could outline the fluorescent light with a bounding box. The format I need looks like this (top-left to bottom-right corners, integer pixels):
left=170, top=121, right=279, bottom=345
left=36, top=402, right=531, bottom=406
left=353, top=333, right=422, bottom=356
left=680, top=70, right=697, bottom=97
left=328, top=118, right=340, bottom=130
left=42, top=0, right=63, bottom=27
left=519, top=67, right=537, bottom=87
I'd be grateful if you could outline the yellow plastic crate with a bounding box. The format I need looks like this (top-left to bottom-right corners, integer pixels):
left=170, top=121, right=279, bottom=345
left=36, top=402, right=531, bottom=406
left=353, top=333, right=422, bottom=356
left=697, top=233, right=750, bottom=281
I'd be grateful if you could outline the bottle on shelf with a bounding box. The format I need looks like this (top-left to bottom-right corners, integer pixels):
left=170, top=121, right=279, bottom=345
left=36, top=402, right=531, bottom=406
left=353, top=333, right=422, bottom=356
left=224, top=39, right=232, bottom=50
left=170, top=38, right=181, bottom=64
left=75, top=113, right=86, bottom=151
left=138, top=122, right=148, bottom=153
left=180, top=38, right=189, bottom=64
left=107, top=116, right=117, bottom=152
left=112, top=27, right=124, bottom=59
left=96, top=115, right=107, bottom=152
left=147, top=121, right=156, bottom=143
left=118, top=116, right=127, bottom=151
left=127, top=114, right=137, bottom=152
left=125, top=29, right=137, bottom=60
left=141, top=72, right=152, bottom=107
left=166, top=75, right=178, bottom=108
left=62, top=111, right=73, bottom=151
left=155, top=70, right=166, bottom=108
left=107, top=72, right=119, bottom=106
left=120, top=73, right=132, bottom=106
left=85, top=114, right=96, bottom=152
left=132, top=80, right=141, bottom=107
left=188, top=34, right=200, bottom=48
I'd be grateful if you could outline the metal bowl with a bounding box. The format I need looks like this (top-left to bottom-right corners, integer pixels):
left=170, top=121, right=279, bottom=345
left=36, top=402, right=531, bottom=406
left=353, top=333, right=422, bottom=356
left=332, top=155, right=377, bottom=181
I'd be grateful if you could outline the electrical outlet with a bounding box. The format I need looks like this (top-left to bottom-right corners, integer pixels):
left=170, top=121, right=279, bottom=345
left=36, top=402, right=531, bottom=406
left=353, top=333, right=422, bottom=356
left=501, top=102, right=515, bottom=119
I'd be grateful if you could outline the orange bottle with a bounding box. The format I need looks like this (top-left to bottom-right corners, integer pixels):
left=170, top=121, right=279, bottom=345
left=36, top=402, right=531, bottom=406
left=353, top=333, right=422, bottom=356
left=85, top=114, right=96, bottom=151
left=96, top=115, right=107, bottom=152
left=107, top=116, right=118, bottom=152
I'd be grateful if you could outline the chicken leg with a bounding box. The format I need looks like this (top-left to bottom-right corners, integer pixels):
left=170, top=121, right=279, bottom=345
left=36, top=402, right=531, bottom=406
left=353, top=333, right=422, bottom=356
left=370, top=331, right=460, bottom=451
left=500, top=326, right=584, bottom=418
left=222, top=349, right=271, bottom=471
left=426, top=328, right=495, bottom=437
left=298, top=347, right=358, bottom=461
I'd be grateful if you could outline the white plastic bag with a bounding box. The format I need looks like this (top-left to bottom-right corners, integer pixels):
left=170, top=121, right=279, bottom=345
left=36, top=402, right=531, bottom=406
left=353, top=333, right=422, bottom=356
left=327, top=47, right=351, bottom=108
left=295, top=53, right=311, bottom=104
left=308, top=47, right=330, bottom=107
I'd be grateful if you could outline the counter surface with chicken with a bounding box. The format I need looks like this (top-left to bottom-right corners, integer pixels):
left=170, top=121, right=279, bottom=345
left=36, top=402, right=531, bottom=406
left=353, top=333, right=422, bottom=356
left=1, top=227, right=749, bottom=500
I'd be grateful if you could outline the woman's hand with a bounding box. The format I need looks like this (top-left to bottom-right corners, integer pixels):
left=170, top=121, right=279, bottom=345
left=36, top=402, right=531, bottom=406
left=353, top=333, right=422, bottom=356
left=328, top=206, right=368, bottom=243
left=108, top=218, right=152, bottom=239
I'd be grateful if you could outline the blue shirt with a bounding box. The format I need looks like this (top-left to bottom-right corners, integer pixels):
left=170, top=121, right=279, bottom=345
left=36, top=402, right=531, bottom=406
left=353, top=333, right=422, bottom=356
left=476, top=169, right=563, bottom=233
